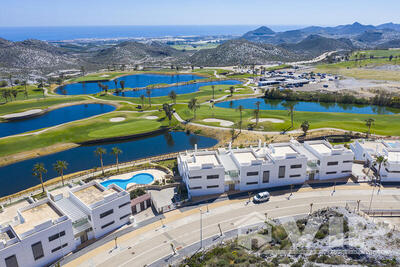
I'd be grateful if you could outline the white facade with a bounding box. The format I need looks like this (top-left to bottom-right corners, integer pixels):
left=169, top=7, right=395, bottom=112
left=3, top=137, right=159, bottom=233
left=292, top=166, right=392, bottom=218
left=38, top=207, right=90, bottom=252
left=178, top=140, right=354, bottom=198
left=351, top=139, right=400, bottom=182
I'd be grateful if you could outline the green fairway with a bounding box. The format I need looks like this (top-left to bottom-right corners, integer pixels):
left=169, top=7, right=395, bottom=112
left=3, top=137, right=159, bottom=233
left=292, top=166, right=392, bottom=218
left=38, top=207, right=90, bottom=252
left=351, top=49, right=400, bottom=59
left=0, top=85, right=48, bottom=102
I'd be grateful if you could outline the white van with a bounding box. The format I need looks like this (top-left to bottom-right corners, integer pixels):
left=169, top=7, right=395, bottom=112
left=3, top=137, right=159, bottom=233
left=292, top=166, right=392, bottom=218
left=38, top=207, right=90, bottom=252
left=253, top=191, right=270, bottom=203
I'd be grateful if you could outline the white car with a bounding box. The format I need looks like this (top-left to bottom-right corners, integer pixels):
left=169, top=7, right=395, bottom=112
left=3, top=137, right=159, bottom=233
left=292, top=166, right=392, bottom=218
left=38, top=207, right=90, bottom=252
left=253, top=191, right=270, bottom=203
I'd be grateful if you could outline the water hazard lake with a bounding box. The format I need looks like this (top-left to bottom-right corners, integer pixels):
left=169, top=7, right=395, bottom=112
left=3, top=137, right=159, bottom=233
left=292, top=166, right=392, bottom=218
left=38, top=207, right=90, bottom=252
left=0, top=131, right=218, bottom=197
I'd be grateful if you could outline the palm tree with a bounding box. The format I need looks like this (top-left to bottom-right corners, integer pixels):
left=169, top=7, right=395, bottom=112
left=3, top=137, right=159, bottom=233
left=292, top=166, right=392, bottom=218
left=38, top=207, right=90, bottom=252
left=53, top=160, right=68, bottom=186
left=188, top=98, right=200, bottom=120
left=80, top=66, right=86, bottom=76
left=22, top=80, right=28, bottom=98
left=229, top=86, right=235, bottom=97
left=114, top=79, right=118, bottom=90
left=375, top=155, right=387, bottom=184
left=365, top=118, right=374, bottom=138
left=146, top=88, right=152, bottom=107
left=94, top=147, right=107, bottom=175
left=282, top=101, right=297, bottom=129
left=301, top=121, right=310, bottom=136
left=111, top=147, right=122, bottom=172
left=33, top=163, right=47, bottom=193
left=211, top=85, right=215, bottom=100
left=254, top=101, right=261, bottom=126
left=163, top=103, right=173, bottom=126
left=120, top=80, right=125, bottom=91
left=140, top=95, right=145, bottom=107
left=168, top=90, right=177, bottom=104
left=236, top=105, right=244, bottom=133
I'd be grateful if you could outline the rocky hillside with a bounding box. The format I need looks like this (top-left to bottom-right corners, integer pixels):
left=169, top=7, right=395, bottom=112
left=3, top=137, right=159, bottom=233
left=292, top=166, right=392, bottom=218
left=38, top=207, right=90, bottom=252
left=189, top=39, right=300, bottom=66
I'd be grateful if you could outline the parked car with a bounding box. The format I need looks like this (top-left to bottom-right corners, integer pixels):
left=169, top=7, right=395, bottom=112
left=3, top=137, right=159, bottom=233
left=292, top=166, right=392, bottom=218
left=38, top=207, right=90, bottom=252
left=253, top=191, right=270, bottom=203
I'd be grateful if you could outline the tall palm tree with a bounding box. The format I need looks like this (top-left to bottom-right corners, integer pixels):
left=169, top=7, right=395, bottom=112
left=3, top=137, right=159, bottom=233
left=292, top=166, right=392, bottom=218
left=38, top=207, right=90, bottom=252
left=211, top=85, right=215, bottom=100
left=140, top=95, right=145, bottom=107
left=282, top=101, right=297, bottom=129
left=365, top=118, right=374, bottom=138
left=120, top=80, right=125, bottom=91
left=163, top=103, right=173, bottom=126
left=146, top=88, right=152, bottom=107
left=94, top=147, right=107, bottom=175
left=254, top=101, right=261, bottom=126
left=33, top=163, right=47, bottom=193
left=188, top=98, right=200, bottom=120
left=301, top=121, right=310, bottom=136
left=111, top=147, right=122, bottom=172
left=114, top=79, right=118, bottom=90
left=236, top=105, right=244, bottom=133
left=168, top=90, right=177, bottom=104
left=229, top=86, right=235, bottom=97
left=375, top=155, right=387, bottom=184
left=53, top=160, right=68, bottom=186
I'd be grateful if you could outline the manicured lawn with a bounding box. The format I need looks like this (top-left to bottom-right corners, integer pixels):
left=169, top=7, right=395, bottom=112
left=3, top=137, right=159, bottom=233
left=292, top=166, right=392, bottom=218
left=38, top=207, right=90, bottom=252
left=0, top=96, right=88, bottom=116
left=0, top=85, right=46, bottom=102
left=267, top=64, right=293, bottom=71
left=0, top=111, right=174, bottom=157
left=351, top=49, right=400, bottom=59
left=176, top=104, right=400, bottom=135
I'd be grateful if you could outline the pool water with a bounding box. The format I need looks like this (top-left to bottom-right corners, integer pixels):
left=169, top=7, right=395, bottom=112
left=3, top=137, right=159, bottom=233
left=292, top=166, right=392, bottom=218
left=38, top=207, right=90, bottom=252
left=101, top=173, right=154, bottom=189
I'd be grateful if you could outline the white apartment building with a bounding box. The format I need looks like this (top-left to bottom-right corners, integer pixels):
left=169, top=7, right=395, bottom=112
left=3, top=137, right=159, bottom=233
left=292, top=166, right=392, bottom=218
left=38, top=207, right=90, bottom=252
left=178, top=140, right=354, bottom=198
left=0, top=199, right=75, bottom=267
left=351, top=139, right=400, bottom=182
left=1, top=181, right=132, bottom=267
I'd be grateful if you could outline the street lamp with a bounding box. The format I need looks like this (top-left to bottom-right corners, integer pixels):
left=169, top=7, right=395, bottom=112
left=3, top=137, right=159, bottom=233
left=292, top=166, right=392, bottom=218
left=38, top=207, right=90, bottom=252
left=199, top=208, right=203, bottom=249
left=309, top=203, right=313, bottom=214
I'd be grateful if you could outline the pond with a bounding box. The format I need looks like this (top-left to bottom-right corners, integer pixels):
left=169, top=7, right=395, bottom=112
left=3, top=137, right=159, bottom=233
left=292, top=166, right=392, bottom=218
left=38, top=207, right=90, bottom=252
left=116, top=80, right=242, bottom=98
left=56, top=73, right=206, bottom=95
left=215, top=98, right=400, bottom=115
left=0, top=131, right=218, bottom=197
left=0, top=103, right=116, bottom=138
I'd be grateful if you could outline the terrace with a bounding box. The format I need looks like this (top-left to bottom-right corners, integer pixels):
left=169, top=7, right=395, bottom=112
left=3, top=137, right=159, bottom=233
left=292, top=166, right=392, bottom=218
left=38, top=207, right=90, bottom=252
left=72, top=183, right=120, bottom=207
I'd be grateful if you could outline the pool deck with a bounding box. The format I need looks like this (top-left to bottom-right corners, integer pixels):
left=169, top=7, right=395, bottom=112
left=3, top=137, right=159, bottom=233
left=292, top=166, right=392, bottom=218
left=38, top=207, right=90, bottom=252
left=100, top=169, right=167, bottom=190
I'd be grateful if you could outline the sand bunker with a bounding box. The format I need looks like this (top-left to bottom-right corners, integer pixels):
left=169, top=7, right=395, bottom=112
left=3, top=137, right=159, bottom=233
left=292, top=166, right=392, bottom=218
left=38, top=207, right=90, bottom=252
left=1, top=109, right=43, bottom=120
left=250, top=118, right=284, bottom=123
left=203, top=118, right=234, bottom=127
left=145, top=116, right=158, bottom=120
left=109, top=117, right=126, bottom=122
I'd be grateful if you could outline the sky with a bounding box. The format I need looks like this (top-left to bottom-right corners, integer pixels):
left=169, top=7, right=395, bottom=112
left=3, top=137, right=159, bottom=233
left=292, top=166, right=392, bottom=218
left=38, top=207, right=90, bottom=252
left=0, top=0, right=399, bottom=27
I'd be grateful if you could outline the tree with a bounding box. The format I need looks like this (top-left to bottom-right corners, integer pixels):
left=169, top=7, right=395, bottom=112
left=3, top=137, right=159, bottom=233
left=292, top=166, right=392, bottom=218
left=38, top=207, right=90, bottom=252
left=301, top=121, right=310, bottom=136
left=163, top=103, right=173, bottom=126
left=146, top=88, right=152, bottom=107
left=33, top=163, right=47, bottom=193
left=188, top=98, right=200, bottom=120
left=21, top=80, right=28, bottom=98
left=236, top=105, right=244, bottom=133
left=140, top=94, right=145, bottom=107
left=375, top=155, right=387, bottom=184
left=114, top=79, right=118, bottom=91
left=111, top=147, right=122, bottom=172
left=120, top=80, right=125, bottom=91
left=168, top=90, right=177, bottom=104
left=282, top=101, right=297, bottom=129
left=254, top=101, right=261, bottom=125
left=95, top=147, right=107, bottom=175
left=229, top=86, right=235, bottom=97
left=80, top=66, right=86, bottom=76
left=365, top=118, right=374, bottom=138
left=211, top=85, right=215, bottom=100
left=53, top=160, right=68, bottom=186
left=11, top=89, right=17, bottom=100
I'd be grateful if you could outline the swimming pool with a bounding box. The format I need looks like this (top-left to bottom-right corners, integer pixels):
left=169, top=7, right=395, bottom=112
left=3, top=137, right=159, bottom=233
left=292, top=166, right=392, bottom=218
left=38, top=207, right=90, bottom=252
left=101, top=173, right=154, bottom=190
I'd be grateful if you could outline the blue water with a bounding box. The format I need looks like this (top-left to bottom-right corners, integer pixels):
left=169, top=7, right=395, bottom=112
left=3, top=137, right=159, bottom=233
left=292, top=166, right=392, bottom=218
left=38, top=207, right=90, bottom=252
left=0, top=132, right=217, bottom=197
left=215, top=98, right=400, bottom=115
left=0, top=103, right=115, bottom=138
left=101, top=173, right=154, bottom=189
left=56, top=74, right=205, bottom=95
left=117, top=80, right=242, bottom=98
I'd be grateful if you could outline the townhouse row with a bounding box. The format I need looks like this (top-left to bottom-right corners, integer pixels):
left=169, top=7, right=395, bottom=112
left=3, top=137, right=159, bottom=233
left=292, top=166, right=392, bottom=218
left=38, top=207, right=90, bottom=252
left=0, top=181, right=132, bottom=267
left=178, top=139, right=354, bottom=198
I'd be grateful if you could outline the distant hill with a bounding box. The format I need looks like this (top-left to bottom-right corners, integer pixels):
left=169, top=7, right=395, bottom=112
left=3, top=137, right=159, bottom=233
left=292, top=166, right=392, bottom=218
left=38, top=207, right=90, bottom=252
left=377, top=23, right=400, bottom=32
left=301, top=22, right=377, bottom=35
left=189, top=39, right=300, bottom=66
left=90, top=41, right=185, bottom=65
left=376, top=39, right=400, bottom=49
left=242, top=26, right=275, bottom=40
left=280, top=35, right=354, bottom=58
left=356, top=31, right=384, bottom=43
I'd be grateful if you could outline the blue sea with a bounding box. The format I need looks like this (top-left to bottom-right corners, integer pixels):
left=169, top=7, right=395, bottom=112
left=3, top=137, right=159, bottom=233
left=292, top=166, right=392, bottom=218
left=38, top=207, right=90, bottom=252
left=0, top=25, right=306, bottom=41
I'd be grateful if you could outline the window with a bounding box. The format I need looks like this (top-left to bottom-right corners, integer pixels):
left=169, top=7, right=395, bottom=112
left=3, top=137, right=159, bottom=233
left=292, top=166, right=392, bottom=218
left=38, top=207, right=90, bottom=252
left=278, top=166, right=285, bottom=178
left=120, top=213, right=131, bottom=220
left=317, top=160, right=321, bottom=166
left=100, top=209, right=114, bottom=219
left=51, top=243, right=68, bottom=253
left=207, top=185, right=219, bottom=188
left=101, top=221, right=115, bottom=229
left=246, top=182, right=258, bottom=185
left=326, top=171, right=337, bottom=174
left=343, top=160, right=353, bottom=163
left=189, top=175, right=201, bottom=179
left=247, top=171, right=259, bottom=176
left=290, top=174, right=301, bottom=178
left=290, top=164, right=302, bottom=169
left=189, top=186, right=202, bottom=190
left=49, top=231, right=65, bottom=242
left=341, top=170, right=351, bottom=173
left=262, top=171, right=270, bottom=183
left=206, top=175, right=219, bottom=179
left=327, top=161, right=338, bottom=166
left=31, top=242, right=44, bottom=261
left=119, top=202, right=130, bottom=208
left=5, top=255, right=18, bottom=267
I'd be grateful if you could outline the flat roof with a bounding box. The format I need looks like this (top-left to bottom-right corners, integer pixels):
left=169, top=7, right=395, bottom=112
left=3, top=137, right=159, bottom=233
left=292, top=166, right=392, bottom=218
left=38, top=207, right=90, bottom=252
left=193, top=154, right=219, bottom=166
left=233, top=151, right=256, bottom=165
left=309, top=143, right=332, bottom=154
left=74, top=184, right=118, bottom=206
left=0, top=228, right=15, bottom=243
left=13, top=202, right=62, bottom=235
left=359, top=141, right=386, bottom=155
left=270, top=145, right=297, bottom=158
left=388, top=151, right=400, bottom=162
